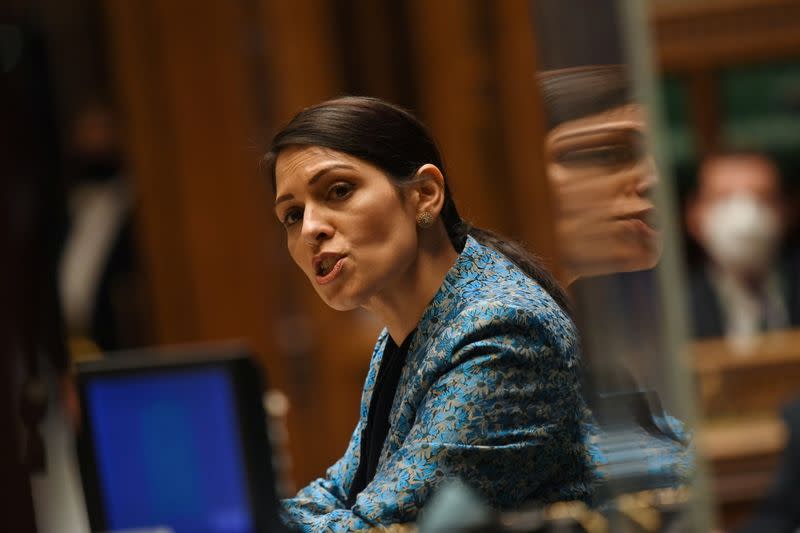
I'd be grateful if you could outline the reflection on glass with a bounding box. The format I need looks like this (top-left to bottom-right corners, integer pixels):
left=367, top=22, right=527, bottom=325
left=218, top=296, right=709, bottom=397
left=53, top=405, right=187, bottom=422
left=541, top=68, right=659, bottom=283
left=531, top=0, right=705, bottom=530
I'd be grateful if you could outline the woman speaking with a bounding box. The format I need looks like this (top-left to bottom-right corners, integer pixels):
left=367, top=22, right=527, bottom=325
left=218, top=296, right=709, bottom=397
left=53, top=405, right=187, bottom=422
left=265, top=97, right=592, bottom=531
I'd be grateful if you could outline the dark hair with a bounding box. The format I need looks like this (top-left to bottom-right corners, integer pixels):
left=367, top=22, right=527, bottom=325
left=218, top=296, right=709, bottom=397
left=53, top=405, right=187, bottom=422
left=538, top=65, right=632, bottom=129
left=263, top=96, right=572, bottom=315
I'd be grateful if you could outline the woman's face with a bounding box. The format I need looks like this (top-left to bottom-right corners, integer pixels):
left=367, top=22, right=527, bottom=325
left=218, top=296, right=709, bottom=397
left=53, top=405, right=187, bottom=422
left=546, top=103, right=661, bottom=281
left=274, top=146, right=419, bottom=310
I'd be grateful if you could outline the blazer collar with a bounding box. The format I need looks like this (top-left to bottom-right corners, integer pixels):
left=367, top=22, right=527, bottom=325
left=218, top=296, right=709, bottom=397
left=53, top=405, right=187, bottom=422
left=407, top=235, right=486, bottom=359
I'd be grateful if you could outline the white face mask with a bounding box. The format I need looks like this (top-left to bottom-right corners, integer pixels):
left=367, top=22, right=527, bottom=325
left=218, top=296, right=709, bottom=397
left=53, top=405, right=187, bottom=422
left=701, top=194, right=780, bottom=275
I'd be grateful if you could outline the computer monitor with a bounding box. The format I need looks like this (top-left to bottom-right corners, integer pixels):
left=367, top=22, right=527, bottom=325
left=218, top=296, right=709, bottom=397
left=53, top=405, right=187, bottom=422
left=76, top=344, right=285, bottom=533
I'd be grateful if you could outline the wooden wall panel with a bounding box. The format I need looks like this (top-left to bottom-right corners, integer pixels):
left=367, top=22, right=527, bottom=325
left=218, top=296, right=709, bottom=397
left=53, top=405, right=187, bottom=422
left=144, top=0, right=276, bottom=347
left=258, top=0, right=343, bottom=125
left=105, top=0, right=280, bottom=358
left=103, top=0, right=292, bottom=472
left=257, top=0, right=378, bottom=485
left=406, top=0, right=513, bottom=236
left=653, top=0, right=800, bottom=71
left=490, top=0, right=561, bottom=273
left=688, top=70, right=720, bottom=155
left=103, top=1, right=198, bottom=343
left=103, top=0, right=560, bottom=490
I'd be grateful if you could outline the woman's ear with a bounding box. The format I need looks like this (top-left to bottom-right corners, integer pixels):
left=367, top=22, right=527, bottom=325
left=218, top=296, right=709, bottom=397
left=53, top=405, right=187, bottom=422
left=412, top=164, right=447, bottom=217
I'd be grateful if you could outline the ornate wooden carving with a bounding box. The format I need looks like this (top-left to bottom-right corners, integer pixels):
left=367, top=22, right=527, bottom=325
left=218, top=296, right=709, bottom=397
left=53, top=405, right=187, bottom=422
left=653, top=0, right=800, bottom=70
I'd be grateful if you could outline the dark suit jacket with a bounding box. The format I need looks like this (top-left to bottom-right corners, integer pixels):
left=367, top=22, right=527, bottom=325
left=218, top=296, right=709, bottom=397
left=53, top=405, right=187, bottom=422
left=688, top=251, right=800, bottom=339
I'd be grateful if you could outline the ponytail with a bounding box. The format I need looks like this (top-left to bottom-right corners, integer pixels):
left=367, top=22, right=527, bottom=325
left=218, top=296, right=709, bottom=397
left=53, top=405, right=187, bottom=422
left=439, top=191, right=573, bottom=318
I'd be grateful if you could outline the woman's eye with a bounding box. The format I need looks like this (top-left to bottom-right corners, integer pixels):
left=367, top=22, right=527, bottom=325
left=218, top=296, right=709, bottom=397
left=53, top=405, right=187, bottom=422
left=327, top=182, right=354, bottom=201
left=282, top=208, right=303, bottom=227
left=557, top=144, right=639, bottom=168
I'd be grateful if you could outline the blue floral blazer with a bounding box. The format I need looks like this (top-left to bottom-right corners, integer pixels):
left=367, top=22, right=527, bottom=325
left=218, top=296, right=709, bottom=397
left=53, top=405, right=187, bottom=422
left=281, top=237, right=594, bottom=531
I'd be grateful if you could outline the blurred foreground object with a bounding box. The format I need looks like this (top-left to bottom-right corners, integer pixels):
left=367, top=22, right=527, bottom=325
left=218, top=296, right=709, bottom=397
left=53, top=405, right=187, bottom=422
left=59, top=103, right=147, bottom=352
left=416, top=481, right=691, bottom=533
left=75, top=343, right=285, bottom=533
left=533, top=0, right=705, bottom=530
left=1, top=14, right=74, bottom=533
left=540, top=66, right=660, bottom=285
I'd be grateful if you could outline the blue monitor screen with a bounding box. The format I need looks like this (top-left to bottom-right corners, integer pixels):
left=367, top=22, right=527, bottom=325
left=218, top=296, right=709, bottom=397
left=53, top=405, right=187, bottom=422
left=85, top=366, right=254, bottom=533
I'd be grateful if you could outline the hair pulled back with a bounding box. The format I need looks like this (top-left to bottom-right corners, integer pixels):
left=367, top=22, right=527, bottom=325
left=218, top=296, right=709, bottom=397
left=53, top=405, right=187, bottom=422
left=263, top=96, right=571, bottom=315
left=538, top=65, right=632, bottom=129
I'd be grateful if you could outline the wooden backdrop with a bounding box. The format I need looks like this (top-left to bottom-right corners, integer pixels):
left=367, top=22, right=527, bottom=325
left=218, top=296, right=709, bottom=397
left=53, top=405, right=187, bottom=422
left=102, top=0, right=800, bottom=496
left=102, top=0, right=557, bottom=488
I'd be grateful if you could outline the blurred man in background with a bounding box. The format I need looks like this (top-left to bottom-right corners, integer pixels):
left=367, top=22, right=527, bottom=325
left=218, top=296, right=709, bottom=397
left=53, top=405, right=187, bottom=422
left=59, top=102, right=142, bottom=355
left=685, top=151, right=799, bottom=340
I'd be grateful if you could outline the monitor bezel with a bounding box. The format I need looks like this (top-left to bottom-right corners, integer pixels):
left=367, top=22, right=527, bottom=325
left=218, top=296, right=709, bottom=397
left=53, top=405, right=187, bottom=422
left=75, top=343, right=284, bottom=533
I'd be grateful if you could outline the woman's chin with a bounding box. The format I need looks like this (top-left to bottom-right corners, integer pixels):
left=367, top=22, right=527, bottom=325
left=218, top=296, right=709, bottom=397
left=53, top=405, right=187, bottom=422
left=565, top=230, right=663, bottom=279
left=326, top=301, right=359, bottom=312
left=609, top=226, right=663, bottom=273
left=316, top=290, right=361, bottom=312
left=615, top=245, right=661, bottom=274
left=569, top=246, right=661, bottom=280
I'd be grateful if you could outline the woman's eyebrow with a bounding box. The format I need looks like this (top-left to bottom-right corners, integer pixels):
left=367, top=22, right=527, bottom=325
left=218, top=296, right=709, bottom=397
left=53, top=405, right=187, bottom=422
left=275, top=163, right=355, bottom=206
left=274, top=193, right=294, bottom=207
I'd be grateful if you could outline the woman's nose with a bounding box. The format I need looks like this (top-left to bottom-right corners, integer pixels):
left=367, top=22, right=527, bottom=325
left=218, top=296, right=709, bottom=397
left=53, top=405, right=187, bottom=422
left=300, top=207, right=334, bottom=247
left=635, top=158, right=659, bottom=195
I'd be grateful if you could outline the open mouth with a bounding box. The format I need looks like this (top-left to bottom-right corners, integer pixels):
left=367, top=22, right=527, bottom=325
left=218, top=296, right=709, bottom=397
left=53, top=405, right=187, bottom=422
left=313, top=253, right=346, bottom=283
left=617, top=205, right=657, bottom=227
left=315, top=256, right=338, bottom=276
left=617, top=212, right=659, bottom=240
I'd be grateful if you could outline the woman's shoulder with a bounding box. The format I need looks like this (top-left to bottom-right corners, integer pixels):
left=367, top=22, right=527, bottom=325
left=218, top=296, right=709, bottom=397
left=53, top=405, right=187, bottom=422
left=417, top=238, right=577, bottom=361
left=447, top=237, right=573, bottom=327
left=448, top=296, right=578, bottom=367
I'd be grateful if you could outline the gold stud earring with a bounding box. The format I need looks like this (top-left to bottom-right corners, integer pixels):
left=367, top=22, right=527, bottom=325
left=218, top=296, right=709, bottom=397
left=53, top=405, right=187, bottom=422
left=416, top=211, right=434, bottom=228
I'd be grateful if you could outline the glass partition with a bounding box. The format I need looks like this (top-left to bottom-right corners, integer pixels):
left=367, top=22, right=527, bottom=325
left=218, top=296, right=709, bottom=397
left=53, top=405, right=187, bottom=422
left=531, top=0, right=712, bottom=529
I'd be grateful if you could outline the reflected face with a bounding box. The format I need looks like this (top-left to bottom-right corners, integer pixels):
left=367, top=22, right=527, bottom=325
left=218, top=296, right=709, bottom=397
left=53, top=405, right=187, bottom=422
left=546, top=104, right=660, bottom=281
left=274, top=146, right=419, bottom=310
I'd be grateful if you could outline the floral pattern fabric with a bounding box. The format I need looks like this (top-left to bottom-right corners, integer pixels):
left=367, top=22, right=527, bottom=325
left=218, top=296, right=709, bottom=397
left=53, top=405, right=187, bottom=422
left=281, top=237, right=594, bottom=531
